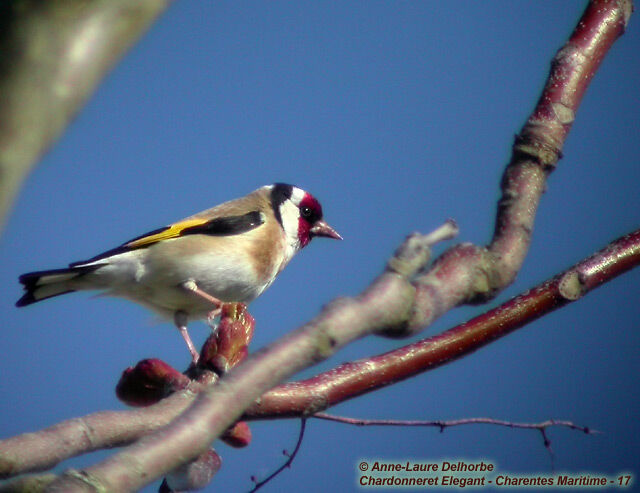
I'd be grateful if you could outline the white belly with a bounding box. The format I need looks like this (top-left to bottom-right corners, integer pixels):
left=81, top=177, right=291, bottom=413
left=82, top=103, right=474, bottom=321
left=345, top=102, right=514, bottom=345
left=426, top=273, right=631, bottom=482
left=78, top=237, right=275, bottom=320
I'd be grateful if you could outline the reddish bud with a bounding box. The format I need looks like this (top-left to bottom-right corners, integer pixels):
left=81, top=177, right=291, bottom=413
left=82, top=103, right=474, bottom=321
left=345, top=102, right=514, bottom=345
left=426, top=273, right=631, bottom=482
left=198, top=303, right=255, bottom=372
left=199, top=332, right=219, bottom=365
left=221, top=421, right=252, bottom=448
left=116, top=358, right=189, bottom=406
left=162, top=449, right=222, bottom=492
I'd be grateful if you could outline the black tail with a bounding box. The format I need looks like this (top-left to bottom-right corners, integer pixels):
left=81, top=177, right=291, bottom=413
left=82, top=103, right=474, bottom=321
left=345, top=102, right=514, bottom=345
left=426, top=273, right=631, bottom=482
left=16, top=265, right=99, bottom=307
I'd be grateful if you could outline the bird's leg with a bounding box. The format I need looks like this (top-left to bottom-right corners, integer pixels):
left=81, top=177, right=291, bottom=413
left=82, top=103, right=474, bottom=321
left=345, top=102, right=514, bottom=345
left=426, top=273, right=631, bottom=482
left=181, top=280, right=223, bottom=330
left=174, top=310, right=199, bottom=364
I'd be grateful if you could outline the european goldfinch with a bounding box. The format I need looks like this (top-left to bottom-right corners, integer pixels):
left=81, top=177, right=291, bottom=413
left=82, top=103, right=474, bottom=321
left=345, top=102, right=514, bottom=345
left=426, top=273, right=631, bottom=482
left=16, top=183, right=341, bottom=362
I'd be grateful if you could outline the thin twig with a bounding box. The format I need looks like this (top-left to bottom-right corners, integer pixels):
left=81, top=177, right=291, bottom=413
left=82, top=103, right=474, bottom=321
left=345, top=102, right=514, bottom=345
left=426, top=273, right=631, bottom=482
left=312, top=413, right=597, bottom=434
left=248, top=229, right=640, bottom=420
left=312, top=413, right=599, bottom=470
left=5, top=2, right=634, bottom=490
left=0, top=229, right=636, bottom=479
left=249, top=419, right=307, bottom=493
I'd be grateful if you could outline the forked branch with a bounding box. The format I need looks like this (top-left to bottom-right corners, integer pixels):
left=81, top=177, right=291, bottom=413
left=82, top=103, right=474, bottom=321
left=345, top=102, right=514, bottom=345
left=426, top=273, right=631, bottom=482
left=0, top=1, right=634, bottom=491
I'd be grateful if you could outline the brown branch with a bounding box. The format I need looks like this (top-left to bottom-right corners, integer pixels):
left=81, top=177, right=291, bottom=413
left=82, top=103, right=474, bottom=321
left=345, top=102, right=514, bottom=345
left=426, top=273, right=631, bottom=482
left=159, top=449, right=221, bottom=493
left=404, top=0, right=633, bottom=333
left=2, top=226, right=636, bottom=482
left=0, top=390, right=199, bottom=480
left=0, top=473, right=57, bottom=492
left=246, top=228, right=640, bottom=419
left=45, top=222, right=458, bottom=491
left=3, top=1, right=634, bottom=490
left=0, top=0, right=172, bottom=230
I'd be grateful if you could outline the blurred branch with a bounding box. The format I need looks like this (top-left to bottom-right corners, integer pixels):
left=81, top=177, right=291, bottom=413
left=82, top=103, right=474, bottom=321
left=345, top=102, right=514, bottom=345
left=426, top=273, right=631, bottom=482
left=45, top=2, right=630, bottom=490
left=46, top=221, right=459, bottom=491
left=0, top=0, right=172, bottom=230
left=0, top=388, right=197, bottom=480
left=1, top=227, right=637, bottom=482
left=0, top=0, right=634, bottom=491
left=246, top=229, right=640, bottom=419
left=0, top=473, right=56, bottom=492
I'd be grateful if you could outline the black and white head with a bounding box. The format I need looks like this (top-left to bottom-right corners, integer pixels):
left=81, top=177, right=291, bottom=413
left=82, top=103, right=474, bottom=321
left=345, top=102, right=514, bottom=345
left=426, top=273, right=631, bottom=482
left=269, top=183, right=342, bottom=255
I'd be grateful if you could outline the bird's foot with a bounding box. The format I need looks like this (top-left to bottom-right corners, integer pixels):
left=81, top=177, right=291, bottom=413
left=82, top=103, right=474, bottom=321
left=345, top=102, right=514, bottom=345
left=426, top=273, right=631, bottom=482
left=181, top=279, right=224, bottom=335
left=174, top=310, right=200, bottom=365
left=206, top=307, right=222, bottom=332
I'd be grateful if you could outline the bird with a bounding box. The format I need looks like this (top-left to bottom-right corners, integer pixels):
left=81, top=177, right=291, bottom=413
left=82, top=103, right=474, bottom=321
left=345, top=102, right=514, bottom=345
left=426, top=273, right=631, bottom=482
left=16, top=183, right=342, bottom=363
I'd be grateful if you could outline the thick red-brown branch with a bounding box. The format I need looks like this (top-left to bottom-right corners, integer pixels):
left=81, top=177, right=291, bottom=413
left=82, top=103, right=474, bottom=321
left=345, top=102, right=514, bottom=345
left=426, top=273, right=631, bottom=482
left=1, top=228, right=636, bottom=480
left=8, top=2, right=634, bottom=490
left=407, top=0, right=633, bottom=334
left=246, top=229, right=640, bottom=418
left=525, top=0, right=632, bottom=150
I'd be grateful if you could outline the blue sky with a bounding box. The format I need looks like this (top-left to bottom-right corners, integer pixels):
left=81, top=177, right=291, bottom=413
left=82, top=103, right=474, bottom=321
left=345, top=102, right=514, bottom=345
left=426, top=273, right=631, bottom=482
left=1, top=2, right=638, bottom=491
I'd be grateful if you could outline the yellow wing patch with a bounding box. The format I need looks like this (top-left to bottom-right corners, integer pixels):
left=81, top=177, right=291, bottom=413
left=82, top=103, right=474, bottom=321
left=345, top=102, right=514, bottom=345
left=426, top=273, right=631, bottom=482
left=125, top=218, right=209, bottom=248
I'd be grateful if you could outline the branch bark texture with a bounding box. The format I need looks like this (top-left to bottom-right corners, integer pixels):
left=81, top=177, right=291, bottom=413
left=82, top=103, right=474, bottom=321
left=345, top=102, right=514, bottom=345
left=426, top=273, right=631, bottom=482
left=1, top=227, right=637, bottom=482
left=0, top=0, right=172, bottom=230
left=247, top=228, right=640, bottom=418
left=408, top=0, right=633, bottom=332
left=0, top=0, right=633, bottom=491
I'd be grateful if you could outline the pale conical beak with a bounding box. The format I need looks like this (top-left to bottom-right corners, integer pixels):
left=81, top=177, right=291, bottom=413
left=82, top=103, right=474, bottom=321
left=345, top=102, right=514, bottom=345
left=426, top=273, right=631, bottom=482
left=310, top=220, right=342, bottom=240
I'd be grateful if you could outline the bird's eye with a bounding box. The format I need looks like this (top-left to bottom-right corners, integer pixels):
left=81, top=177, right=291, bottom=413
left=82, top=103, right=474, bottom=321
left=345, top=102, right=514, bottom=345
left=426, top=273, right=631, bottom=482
left=301, top=206, right=312, bottom=218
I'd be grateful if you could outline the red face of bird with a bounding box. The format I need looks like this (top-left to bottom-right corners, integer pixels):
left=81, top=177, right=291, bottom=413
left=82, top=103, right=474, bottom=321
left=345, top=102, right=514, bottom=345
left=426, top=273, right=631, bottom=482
left=270, top=184, right=342, bottom=249
left=297, top=192, right=342, bottom=247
